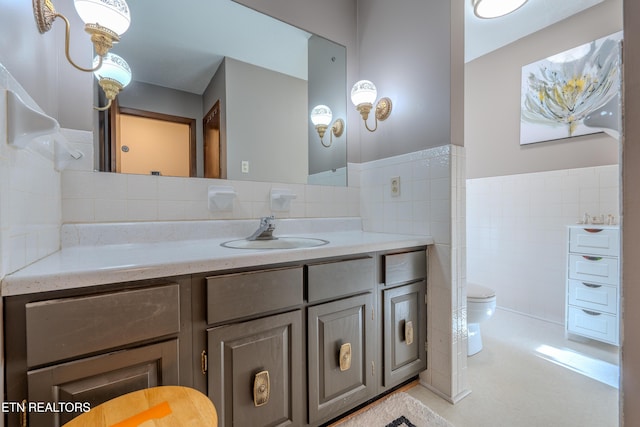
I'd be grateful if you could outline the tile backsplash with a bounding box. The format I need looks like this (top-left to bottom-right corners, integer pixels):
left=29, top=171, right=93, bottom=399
left=60, top=129, right=360, bottom=223
left=0, top=65, right=62, bottom=277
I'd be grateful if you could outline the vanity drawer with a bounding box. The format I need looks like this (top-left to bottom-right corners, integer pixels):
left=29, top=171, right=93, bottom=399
left=26, top=284, right=180, bottom=368
left=569, top=227, right=619, bottom=256
left=568, top=254, right=619, bottom=286
left=568, top=279, right=617, bottom=315
left=206, top=267, right=303, bottom=324
left=307, top=256, right=374, bottom=303
left=384, top=250, right=427, bottom=285
left=567, top=306, right=618, bottom=345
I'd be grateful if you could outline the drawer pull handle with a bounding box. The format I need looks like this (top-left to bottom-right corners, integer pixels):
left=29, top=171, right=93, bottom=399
left=253, top=370, right=270, bottom=407
left=405, top=320, right=414, bottom=346
left=582, top=256, right=603, bottom=261
left=339, top=342, right=352, bottom=372
left=583, top=282, right=602, bottom=288
left=582, top=309, right=602, bottom=316
left=584, top=228, right=604, bottom=233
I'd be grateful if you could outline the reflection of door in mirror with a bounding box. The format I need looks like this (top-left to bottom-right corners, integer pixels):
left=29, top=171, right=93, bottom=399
left=203, top=101, right=222, bottom=179
left=115, top=108, right=196, bottom=177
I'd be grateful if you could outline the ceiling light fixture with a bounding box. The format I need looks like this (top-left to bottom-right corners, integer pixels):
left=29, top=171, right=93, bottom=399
left=310, top=105, right=344, bottom=148
left=351, top=80, right=392, bottom=133
left=33, top=0, right=131, bottom=71
left=473, top=0, right=528, bottom=19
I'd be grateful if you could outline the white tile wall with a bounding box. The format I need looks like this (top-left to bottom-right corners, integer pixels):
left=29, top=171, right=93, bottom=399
left=358, top=145, right=469, bottom=402
left=59, top=133, right=361, bottom=223
left=0, top=65, right=62, bottom=278
left=466, top=165, right=620, bottom=324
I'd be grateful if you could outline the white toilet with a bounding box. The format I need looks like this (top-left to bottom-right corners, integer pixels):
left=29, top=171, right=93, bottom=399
left=466, top=283, right=496, bottom=356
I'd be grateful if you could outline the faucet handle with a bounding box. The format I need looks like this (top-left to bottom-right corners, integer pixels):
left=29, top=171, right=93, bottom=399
left=261, top=215, right=275, bottom=225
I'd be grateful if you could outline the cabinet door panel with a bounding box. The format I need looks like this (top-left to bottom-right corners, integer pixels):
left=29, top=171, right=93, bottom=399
left=26, top=340, right=179, bottom=427
left=383, top=282, right=426, bottom=388
left=307, top=293, right=375, bottom=424
left=208, top=310, right=302, bottom=427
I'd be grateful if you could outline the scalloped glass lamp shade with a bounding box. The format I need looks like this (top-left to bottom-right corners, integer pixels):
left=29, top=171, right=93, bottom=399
left=351, top=80, right=377, bottom=107
left=93, top=53, right=132, bottom=87
left=74, top=0, right=131, bottom=35
left=310, top=105, right=333, bottom=127
left=473, top=0, right=528, bottom=19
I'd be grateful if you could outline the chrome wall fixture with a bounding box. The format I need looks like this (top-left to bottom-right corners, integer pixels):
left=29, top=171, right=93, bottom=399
left=310, top=104, right=344, bottom=147
left=350, top=80, right=392, bottom=132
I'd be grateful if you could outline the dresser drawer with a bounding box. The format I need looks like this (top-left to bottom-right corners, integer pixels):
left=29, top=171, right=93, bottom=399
left=567, top=279, right=617, bottom=315
left=307, top=257, right=374, bottom=303
left=207, top=267, right=303, bottom=324
left=26, top=284, right=181, bottom=367
left=567, top=306, right=618, bottom=345
left=569, top=227, right=619, bottom=256
left=568, top=254, right=619, bottom=286
left=384, top=250, right=427, bottom=285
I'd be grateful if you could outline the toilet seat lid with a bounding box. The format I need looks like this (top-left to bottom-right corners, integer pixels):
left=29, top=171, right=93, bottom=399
left=467, top=283, right=496, bottom=300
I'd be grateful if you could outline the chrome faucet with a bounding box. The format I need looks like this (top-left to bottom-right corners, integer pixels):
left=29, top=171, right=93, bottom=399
left=247, top=215, right=276, bottom=240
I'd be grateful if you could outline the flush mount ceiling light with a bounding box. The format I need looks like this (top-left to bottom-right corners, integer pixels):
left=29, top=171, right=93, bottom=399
left=93, top=52, right=132, bottom=110
left=473, top=0, right=528, bottom=19
left=351, top=80, right=392, bottom=133
left=33, top=0, right=131, bottom=71
left=310, top=105, right=344, bottom=148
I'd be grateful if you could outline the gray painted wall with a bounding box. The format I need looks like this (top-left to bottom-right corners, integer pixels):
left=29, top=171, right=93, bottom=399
left=355, top=0, right=455, bottom=162
left=623, top=1, right=640, bottom=424
left=225, top=58, right=308, bottom=183
left=465, top=0, right=622, bottom=179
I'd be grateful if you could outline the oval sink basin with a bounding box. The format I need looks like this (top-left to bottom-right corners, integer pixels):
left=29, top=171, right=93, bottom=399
left=221, top=237, right=329, bottom=250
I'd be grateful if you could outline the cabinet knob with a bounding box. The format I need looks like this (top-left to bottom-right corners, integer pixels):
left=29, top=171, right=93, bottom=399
left=253, top=370, right=270, bottom=407
left=339, top=343, right=352, bottom=372
left=405, top=320, right=414, bottom=346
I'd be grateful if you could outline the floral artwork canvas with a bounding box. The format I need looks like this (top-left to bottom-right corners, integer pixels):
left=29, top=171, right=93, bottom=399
left=520, top=31, right=622, bottom=145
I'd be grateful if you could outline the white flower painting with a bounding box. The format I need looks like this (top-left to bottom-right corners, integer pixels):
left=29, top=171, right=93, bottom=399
left=520, top=31, right=622, bottom=145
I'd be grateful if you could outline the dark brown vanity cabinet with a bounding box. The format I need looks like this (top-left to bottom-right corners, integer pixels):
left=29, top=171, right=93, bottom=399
left=204, top=267, right=304, bottom=427
left=4, top=246, right=428, bottom=427
left=380, top=250, right=427, bottom=391
left=4, top=279, right=191, bottom=427
left=306, top=257, right=376, bottom=425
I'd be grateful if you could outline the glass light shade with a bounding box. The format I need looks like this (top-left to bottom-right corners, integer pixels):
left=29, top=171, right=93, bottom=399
left=93, top=53, right=132, bottom=87
left=351, top=80, right=377, bottom=107
left=473, top=0, right=527, bottom=19
left=74, top=0, right=131, bottom=35
left=310, top=105, right=333, bottom=126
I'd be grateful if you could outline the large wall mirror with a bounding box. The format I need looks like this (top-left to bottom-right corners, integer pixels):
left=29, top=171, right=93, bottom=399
left=97, top=0, right=347, bottom=186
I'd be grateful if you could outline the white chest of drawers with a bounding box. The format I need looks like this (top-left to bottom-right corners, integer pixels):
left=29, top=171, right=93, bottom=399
left=566, top=225, right=620, bottom=345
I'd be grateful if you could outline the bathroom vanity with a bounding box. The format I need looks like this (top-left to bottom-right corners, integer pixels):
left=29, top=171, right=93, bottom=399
left=2, top=222, right=431, bottom=427
left=566, top=225, right=620, bottom=345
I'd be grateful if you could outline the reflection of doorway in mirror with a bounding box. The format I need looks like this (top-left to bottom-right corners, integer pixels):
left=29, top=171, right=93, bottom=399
left=203, top=100, right=222, bottom=179
left=116, top=109, right=196, bottom=177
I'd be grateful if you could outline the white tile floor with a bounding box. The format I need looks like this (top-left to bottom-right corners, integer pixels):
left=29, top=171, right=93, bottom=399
left=408, top=308, right=620, bottom=427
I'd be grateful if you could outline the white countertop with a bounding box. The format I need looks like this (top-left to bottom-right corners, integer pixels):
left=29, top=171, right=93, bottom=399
left=1, top=229, right=433, bottom=296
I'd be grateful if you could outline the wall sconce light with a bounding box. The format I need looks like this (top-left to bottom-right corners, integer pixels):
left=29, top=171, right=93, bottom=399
left=351, top=80, right=392, bottom=132
left=472, top=0, right=528, bottom=19
left=93, top=52, right=132, bottom=110
left=310, top=105, right=344, bottom=148
left=33, top=0, right=131, bottom=71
